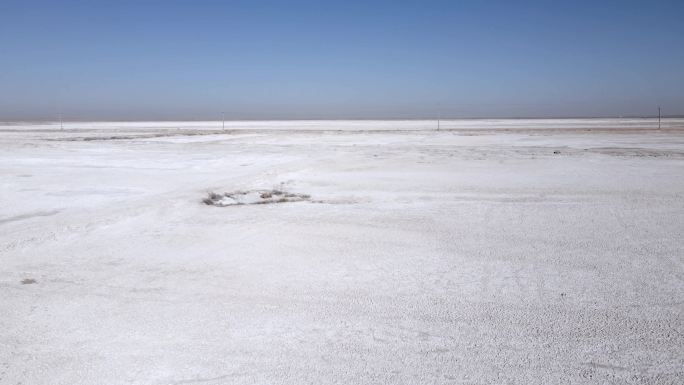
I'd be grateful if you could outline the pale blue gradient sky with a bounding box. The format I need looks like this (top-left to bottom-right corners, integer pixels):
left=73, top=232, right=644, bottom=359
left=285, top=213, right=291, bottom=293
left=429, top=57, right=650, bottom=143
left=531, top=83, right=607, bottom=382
left=1, top=0, right=682, bottom=120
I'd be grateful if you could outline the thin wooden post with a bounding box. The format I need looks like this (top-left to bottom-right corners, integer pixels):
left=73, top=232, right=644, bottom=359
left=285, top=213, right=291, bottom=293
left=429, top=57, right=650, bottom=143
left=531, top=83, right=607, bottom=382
left=658, top=106, right=661, bottom=129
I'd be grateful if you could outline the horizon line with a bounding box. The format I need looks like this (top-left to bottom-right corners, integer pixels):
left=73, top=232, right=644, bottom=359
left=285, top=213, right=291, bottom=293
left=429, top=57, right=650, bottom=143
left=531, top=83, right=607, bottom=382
left=2, top=114, right=683, bottom=124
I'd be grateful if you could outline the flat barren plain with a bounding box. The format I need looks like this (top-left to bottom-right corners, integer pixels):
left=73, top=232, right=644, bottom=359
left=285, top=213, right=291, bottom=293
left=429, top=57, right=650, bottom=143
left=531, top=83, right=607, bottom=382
left=1, top=119, right=683, bottom=384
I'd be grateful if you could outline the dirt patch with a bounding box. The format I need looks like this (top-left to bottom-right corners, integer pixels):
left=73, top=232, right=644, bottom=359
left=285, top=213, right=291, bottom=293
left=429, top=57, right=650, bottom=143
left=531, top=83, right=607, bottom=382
left=588, top=147, right=684, bottom=158
left=49, top=130, right=238, bottom=142
left=203, top=189, right=310, bottom=207
left=21, top=278, right=37, bottom=285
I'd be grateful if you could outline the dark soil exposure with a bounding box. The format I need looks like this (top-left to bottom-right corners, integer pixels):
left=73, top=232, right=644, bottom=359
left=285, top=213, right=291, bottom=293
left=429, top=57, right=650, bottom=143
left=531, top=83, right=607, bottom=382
left=20, top=278, right=37, bottom=285
left=203, top=189, right=311, bottom=207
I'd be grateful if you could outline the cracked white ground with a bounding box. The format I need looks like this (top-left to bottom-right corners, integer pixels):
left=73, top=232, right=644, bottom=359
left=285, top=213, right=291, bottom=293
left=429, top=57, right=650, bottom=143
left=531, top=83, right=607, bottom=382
left=1, top=119, right=683, bottom=384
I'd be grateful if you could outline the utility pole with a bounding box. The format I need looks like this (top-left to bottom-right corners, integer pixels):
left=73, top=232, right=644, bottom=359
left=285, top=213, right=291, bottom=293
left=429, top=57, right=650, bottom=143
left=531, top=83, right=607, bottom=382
left=658, top=106, right=661, bottom=129
left=222, top=111, right=225, bottom=130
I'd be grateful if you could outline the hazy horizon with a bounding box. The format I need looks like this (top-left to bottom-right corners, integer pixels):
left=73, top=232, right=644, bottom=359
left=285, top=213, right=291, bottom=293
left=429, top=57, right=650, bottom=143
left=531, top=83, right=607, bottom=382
left=2, top=0, right=683, bottom=120
left=3, top=115, right=684, bottom=124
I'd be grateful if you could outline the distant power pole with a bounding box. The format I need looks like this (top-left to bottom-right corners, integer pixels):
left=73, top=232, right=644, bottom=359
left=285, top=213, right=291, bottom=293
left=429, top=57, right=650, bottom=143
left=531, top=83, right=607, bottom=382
left=222, top=111, right=225, bottom=130
left=658, top=106, right=661, bottom=129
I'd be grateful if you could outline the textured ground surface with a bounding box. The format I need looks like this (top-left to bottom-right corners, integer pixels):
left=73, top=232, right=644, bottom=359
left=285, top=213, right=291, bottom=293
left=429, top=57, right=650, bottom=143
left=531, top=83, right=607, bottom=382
left=1, top=119, right=683, bottom=384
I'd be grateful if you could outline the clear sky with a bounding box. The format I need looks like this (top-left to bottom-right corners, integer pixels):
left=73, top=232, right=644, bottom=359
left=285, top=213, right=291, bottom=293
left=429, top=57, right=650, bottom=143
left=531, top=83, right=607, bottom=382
left=1, top=0, right=683, bottom=120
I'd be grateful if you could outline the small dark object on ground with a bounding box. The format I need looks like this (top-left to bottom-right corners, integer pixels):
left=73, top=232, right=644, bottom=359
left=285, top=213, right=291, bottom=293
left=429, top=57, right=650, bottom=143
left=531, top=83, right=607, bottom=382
left=203, top=192, right=223, bottom=205
left=21, top=278, right=37, bottom=285
left=553, top=150, right=561, bottom=154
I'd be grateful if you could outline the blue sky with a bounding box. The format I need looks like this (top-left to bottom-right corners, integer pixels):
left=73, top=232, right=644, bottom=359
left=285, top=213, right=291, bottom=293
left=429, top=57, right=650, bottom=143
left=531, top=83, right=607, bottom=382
left=1, top=0, right=682, bottom=120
